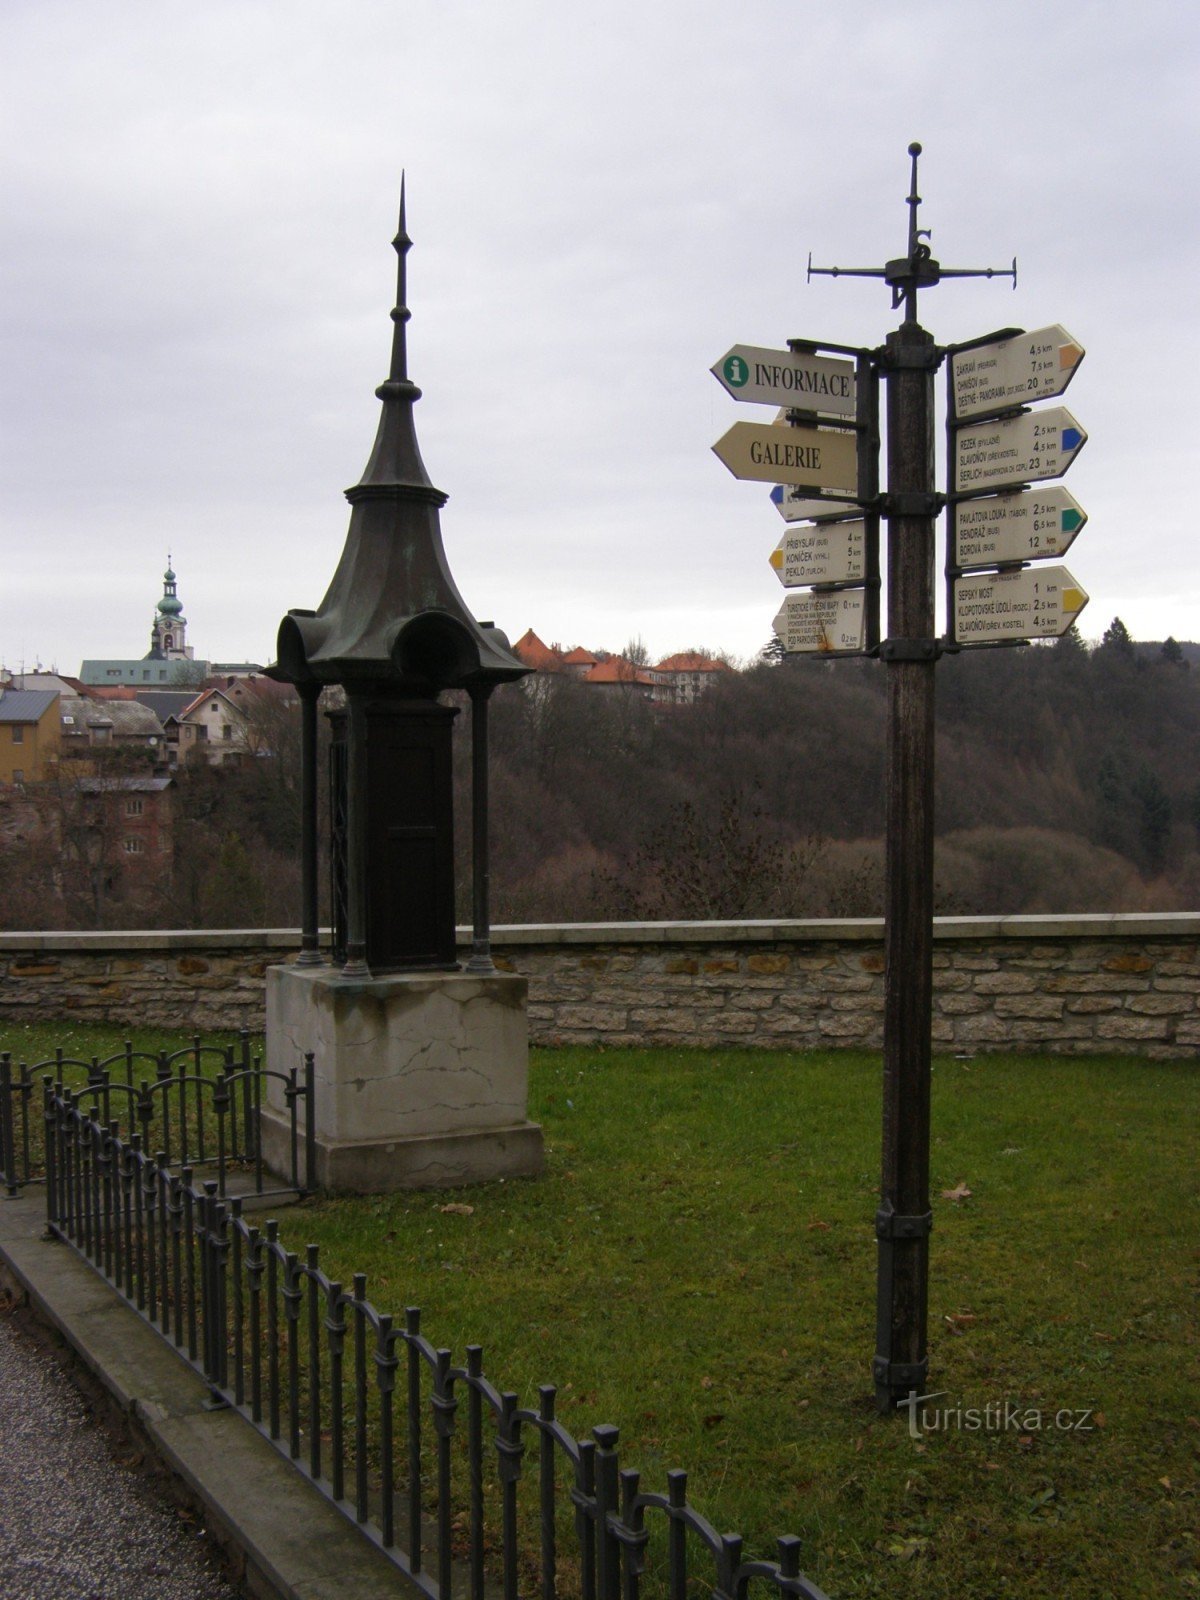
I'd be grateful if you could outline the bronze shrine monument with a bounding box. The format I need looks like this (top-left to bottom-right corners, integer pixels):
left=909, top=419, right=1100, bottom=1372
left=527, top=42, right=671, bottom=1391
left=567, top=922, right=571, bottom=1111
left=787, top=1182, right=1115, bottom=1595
left=261, top=189, right=543, bottom=1190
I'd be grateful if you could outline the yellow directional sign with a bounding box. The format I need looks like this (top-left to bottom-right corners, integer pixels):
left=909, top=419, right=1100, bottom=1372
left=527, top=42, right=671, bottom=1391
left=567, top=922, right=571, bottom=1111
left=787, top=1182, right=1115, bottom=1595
left=712, top=420, right=858, bottom=493
left=770, top=520, right=868, bottom=587
left=952, top=565, right=1088, bottom=645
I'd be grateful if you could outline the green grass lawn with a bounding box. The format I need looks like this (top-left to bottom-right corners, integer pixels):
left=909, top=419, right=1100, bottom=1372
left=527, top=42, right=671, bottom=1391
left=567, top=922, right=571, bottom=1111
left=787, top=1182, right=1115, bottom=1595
left=4, top=1024, right=1197, bottom=1598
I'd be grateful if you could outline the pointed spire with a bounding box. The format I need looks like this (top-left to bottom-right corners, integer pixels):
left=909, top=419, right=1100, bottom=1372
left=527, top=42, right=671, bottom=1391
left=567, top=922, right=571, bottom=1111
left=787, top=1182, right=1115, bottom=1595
left=352, top=173, right=441, bottom=500
left=273, top=189, right=529, bottom=693
left=384, top=174, right=415, bottom=393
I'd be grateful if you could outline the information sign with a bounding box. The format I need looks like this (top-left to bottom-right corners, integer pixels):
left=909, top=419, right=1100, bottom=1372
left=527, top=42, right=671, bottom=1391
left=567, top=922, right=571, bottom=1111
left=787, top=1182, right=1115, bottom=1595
left=951, top=324, right=1084, bottom=420
left=770, top=485, right=859, bottom=522
left=713, top=420, right=858, bottom=492
left=772, top=590, right=867, bottom=654
left=711, top=344, right=857, bottom=417
left=770, top=520, right=867, bottom=587
left=952, top=565, right=1088, bottom=644
left=954, top=407, right=1086, bottom=494
left=953, top=487, right=1086, bottom=570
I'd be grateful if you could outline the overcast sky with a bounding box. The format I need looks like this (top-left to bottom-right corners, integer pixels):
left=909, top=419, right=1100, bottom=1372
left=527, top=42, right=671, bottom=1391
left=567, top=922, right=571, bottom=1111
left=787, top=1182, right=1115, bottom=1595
left=2, top=0, right=1197, bottom=676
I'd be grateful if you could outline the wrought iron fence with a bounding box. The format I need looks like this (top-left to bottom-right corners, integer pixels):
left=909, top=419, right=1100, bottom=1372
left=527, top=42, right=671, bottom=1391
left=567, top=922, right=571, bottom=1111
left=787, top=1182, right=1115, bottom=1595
left=2, top=1033, right=314, bottom=1199
left=43, top=1084, right=832, bottom=1600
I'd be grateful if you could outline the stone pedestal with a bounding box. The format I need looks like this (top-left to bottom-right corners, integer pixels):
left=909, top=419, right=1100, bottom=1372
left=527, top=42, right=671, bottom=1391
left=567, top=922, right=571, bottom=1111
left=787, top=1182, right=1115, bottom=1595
left=263, top=964, right=543, bottom=1192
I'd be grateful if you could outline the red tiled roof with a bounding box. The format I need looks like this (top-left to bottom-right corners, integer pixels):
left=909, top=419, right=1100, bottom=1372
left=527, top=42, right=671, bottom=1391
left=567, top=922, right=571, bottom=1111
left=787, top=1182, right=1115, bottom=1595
left=560, top=646, right=599, bottom=666
left=512, top=630, right=565, bottom=671
left=654, top=651, right=729, bottom=673
left=582, top=659, right=657, bottom=687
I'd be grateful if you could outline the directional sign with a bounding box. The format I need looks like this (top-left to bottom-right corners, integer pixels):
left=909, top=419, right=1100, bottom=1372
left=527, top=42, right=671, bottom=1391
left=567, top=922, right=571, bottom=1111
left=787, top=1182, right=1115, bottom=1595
left=713, top=420, right=858, bottom=493
left=770, top=520, right=868, bottom=587
left=772, top=590, right=867, bottom=654
left=954, top=407, right=1086, bottom=494
left=954, top=487, right=1086, bottom=570
left=953, top=565, right=1088, bottom=644
left=770, top=485, right=859, bottom=522
left=711, top=345, right=857, bottom=417
left=951, top=325, right=1084, bottom=420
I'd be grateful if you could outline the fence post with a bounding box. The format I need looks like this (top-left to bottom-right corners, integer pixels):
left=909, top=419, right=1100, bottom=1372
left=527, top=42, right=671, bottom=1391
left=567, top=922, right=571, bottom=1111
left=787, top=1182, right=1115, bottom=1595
left=42, top=1079, right=57, bottom=1229
left=1, top=1053, right=15, bottom=1195
left=593, top=1426, right=621, bottom=1600
left=304, top=1052, right=316, bottom=1195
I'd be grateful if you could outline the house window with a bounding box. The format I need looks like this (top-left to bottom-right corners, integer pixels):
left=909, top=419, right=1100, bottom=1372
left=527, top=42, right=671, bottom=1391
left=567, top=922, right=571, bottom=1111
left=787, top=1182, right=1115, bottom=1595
left=223, top=725, right=233, bottom=740
left=11, top=725, right=24, bottom=744
left=126, top=798, right=144, bottom=816
left=12, top=769, right=23, bottom=784
left=123, top=838, right=144, bottom=854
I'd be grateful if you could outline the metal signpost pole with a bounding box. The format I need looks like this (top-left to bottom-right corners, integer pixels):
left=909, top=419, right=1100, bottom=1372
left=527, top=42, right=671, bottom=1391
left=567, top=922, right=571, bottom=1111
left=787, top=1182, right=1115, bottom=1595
left=715, top=144, right=1075, bottom=1412
left=805, top=144, right=1018, bottom=1411
left=875, top=317, right=938, bottom=1410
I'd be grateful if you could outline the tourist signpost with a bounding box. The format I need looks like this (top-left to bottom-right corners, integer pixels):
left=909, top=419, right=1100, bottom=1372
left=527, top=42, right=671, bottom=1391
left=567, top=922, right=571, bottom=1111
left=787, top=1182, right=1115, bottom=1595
left=771, top=591, right=867, bottom=654
left=770, top=519, right=868, bottom=587
left=771, top=485, right=859, bottom=522
left=711, top=344, right=857, bottom=417
left=712, top=143, right=1090, bottom=1412
left=712, top=419, right=859, bottom=493
left=953, top=407, right=1087, bottom=493
left=949, top=323, right=1084, bottom=419
left=953, top=565, right=1088, bottom=644
left=954, top=486, right=1086, bottom=569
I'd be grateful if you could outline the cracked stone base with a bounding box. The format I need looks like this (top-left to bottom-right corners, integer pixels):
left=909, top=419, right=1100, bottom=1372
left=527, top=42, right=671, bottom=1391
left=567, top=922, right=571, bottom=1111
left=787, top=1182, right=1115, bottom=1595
left=264, top=964, right=543, bottom=1192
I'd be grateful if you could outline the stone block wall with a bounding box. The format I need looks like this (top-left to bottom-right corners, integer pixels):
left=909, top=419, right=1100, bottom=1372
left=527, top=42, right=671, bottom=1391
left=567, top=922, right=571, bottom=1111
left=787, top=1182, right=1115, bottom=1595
left=1, top=916, right=1198, bottom=1059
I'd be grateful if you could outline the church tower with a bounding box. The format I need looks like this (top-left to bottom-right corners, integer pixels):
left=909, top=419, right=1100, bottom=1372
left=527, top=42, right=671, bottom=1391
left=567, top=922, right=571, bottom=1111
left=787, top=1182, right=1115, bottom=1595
left=148, top=559, right=193, bottom=661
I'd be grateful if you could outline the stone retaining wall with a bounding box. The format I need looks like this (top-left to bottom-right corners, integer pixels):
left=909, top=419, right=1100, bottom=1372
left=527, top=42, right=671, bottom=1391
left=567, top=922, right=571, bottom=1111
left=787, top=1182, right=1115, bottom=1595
left=1, top=916, right=1198, bottom=1059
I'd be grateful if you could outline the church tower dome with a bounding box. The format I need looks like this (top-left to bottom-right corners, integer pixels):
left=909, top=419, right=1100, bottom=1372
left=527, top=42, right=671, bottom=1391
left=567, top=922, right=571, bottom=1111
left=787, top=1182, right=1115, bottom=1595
left=148, top=557, right=191, bottom=660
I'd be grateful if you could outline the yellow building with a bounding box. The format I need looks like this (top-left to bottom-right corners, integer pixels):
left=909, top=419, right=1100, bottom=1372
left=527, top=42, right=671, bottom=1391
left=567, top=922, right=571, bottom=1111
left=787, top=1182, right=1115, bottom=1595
left=0, top=689, right=62, bottom=784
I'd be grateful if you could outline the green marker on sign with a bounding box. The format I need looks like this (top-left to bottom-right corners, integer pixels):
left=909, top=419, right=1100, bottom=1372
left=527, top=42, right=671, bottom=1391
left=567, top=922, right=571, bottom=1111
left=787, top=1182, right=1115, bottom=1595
left=709, top=343, right=857, bottom=417
left=952, top=487, right=1087, bottom=572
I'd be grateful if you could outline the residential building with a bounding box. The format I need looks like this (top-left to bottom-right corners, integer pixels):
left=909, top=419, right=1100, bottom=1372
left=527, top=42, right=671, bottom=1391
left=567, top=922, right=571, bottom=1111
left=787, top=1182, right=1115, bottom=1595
left=0, top=688, right=61, bottom=784
left=511, top=630, right=729, bottom=705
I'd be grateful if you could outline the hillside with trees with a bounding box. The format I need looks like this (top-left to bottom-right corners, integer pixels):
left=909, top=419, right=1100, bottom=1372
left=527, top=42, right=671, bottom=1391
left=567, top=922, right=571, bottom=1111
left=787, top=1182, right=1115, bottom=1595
left=2, top=622, right=1197, bottom=931
left=475, top=621, right=1200, bottom=922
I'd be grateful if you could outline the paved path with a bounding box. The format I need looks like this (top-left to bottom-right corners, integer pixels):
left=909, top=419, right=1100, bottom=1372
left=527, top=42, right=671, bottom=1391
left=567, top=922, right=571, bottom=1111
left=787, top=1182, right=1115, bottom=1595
left=0, top=1306, right=241, bottom=1600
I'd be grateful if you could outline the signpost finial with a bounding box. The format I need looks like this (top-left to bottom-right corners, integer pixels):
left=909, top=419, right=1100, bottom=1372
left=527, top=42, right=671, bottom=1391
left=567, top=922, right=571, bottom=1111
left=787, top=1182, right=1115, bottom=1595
left=807, top=144, right=1017, bottom=325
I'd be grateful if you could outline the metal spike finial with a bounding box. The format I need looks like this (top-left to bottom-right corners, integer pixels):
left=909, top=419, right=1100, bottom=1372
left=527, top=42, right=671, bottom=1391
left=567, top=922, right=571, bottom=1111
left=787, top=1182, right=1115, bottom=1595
left=385, top=173, right=416, bottom=391
left=807, top=143, right=1016, bottom=324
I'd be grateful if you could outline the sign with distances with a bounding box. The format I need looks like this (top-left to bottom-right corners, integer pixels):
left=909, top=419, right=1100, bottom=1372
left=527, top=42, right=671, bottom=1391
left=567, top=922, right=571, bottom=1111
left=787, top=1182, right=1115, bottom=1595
left=713, top=420, right=858, bottom=492
left=772, top=590, right=866, bottom=654
left=951, top=324, right=1084, bottom=420
left=954, top=487, right=1087, bottom=570
left=954, top=407, right=1086, bottom=493
left=711, top=344, right=857, bottom=417
left=770, top=485, right=859, bottom=522
left=770, top=520, right=867, bottom=587
left=953, top=565, right=1088, bottom=644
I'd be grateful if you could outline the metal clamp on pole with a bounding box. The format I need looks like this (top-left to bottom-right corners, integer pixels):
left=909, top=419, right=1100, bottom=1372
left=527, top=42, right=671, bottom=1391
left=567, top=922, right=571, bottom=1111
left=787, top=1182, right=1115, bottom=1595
left=872, top=1356, right=929, bottom=1391
left=875, top=1207, right=933, bottom=1240
left=881, top=491, right=944, bottom=518
left=878, top=638, right=942, bottom=663
left=879, top=341, right=944, bottom=372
